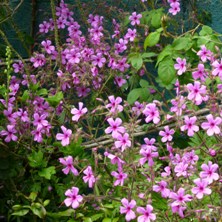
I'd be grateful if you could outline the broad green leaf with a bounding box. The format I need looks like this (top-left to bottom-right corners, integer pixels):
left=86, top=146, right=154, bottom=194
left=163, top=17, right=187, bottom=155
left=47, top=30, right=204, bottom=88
left=37, top=88, right=48, bottom=96
left=127, top=88, right=142, bottom=105
left=151, top=9, right=163, bottom=28
left=156, top=45, right=173, bottom=66
left=102, top=218, right=119, bottom=222
left=43, top=199, right=50, bottom=207
left=158, top=58, right=176, bottom=86
left=199, top=25, right=213, bottom=36
left=29, top=192, right=37, bottom=201
left=46, top=91, right=63, bottom=107
left=128, top=53, right=143, bottom=70
left=38, top=166, right=56, bottom=180
left=91, top=213, right=104, bottom=221
left=30, top=203, right=46, bottom=219
left=172, top=36, right=193, bottom=51
left=139, top=79, right=149, bottom=88
left=144, top=31, right=160, bottom=49
left=83, top=218, right=92, bottom=222
left=12, top=209, right=29, bottom=216
left=20, top=90, right=29, bottom=102
left=141, top=52, right=157, bottom=58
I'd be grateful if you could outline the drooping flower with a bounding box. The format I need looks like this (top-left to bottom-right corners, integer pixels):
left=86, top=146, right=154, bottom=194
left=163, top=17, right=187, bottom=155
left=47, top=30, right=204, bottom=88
left=59, top=156, right=78, bottom=175
left=64, top=187, right=83, bottom=209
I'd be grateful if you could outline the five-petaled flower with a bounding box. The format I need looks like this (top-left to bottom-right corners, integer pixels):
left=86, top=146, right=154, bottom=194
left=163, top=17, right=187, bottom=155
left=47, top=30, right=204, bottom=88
left=64, top=187, right=83, bottom=209
left=59, top=156, right=78, bottom=175
left=120, top=198, right=136, bottom=221
left=174, top=57, right=186, bottom=75
left=83, top=166, right=96, bottom=188
left=56, top=125, right=72, bottom=146
left=71, top=102, right=88, bottom=122
left=137, top=204, right=156, bottom=222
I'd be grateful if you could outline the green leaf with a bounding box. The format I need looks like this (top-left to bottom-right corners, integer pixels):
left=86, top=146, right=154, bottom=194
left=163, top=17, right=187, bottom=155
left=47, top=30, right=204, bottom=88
left=28, top=151, right=47, bottom=168
left=91, top=213, right=104, bottom=221
left=127, top=88, right=142, bottom=105
left=43, top=199, right=50, bottom=207
left=30, top=203, right=46, bottom=219
left=128, top=53, right=143, bottom=70
left=20, top=90, right=29, bottom=102
left=141, top=52, right=157, bottom=59
left=12, top=209, right=29, bottom=216
left=172, top=36, right=193, bottom=51
left=47, top=209, right=75, bottom=218
left=29, top=192, right=37, bottom=202
left=37, top=88, right=48, bottom=96
left=151, top=9, right=163, bottom=28
left=139, top=79, right=149, bottom=88
left=144, top=31, right=160, bottom=49
left=83, top=218, right=92, bottom=222
left=46, top=91, right=63, bottom=107
left=158, top=58, right=176, bottom=86
left=156, top=45, right=173, bottom=66
left=102, top=218, right=119, bottom=222
left=199, top=25, right=213, bottom=36
left=38, top=166, right=56, bottom=180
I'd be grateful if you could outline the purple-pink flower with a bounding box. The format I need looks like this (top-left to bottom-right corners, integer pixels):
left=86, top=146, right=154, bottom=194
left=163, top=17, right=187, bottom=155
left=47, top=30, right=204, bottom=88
left=197, top=45, right=212, bottom=62
left=180, top=116, right=199, bottom=136
left=201, top=114, right=221, bottom=136
left=159, top=126, right=175, bottom=143
left=143, top=103, right=160, bottom=124
left=0, top=125, right=17, bottom=142
left=111, top=169, right=127, bottom=186
left=174, top=57, right=186, bottom=75
left=83, top=166, right=96, bottom=188
left=56, top=126, right=72, bottom=146
left=120, top=198, right=136, bottom=221
left=59, top=156, right=78, bottom=175
left=129, top=12, right=142, bottom=26
left=191, top=178, right=211, bottom=199
left=153, top=181, right=170, bottom=198
left=199, top=161, right=219, bottom=184
left=105, top=117, right=125, bottom=138
left=137, top=204, right=156, bottom=222
left=169, top=188, right=192, bottom=207
left=64, top=187, right=83, bottom=209
left=114, top=133, right=131, bottom=151
left=71, top=102, right=88, bottom=122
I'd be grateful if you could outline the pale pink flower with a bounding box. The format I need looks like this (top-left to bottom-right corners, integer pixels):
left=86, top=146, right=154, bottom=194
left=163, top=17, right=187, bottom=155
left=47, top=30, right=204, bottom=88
left=115, top=133, right=131, bottom=151
left=174, top=57, right=186, bottom=75
left=59, top=156, right=78, bottom=175
left=56, top=126, right=72, bottom=146
left=180, top=116, right=199, bottom=136
left=197, top=45, right=212, bottom=62
left=83, top=166, right=96, bottom=188
left=139, top=147, right=158, bottom=166
left=120, top=198, right=136, bottom=221
left=129, top=12, right=142, bottom=26
left=105, top=117, right=125, bottom=138
left=137, top=204, right=156, bottom=222
left=201, top=114, right=221, bottom=136
left=64, top=187, right=83, bottom=209
left=71, top=102, right=88, bottom=122
left=159, top=126, right=175, bottom=143
left=143, top=103, right=160, bottom=124
left=161, top=166, right=171, bottom=177
left=212, top=58, right=222, bottom=79
left=106, top=95, right=123, bottom=113
left=104, top=152, right=125, bottom=166
left=171, top=204, right=186, bottom=218
left=191, top=178, right=211, bottom=199
left=153, top=181, right=170, bottom=198
left=199, top=161, right=219, bottom=184
left=41, top=40, right=55, bottom=54
left=111, top=170, right=127, bottom=186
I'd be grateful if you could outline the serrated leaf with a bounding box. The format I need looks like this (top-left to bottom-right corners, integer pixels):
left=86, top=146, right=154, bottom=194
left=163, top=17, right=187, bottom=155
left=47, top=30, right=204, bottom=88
left=28, top=151, right=47, bottom=168
left=144, top=31, right=160, bottom=49
left=38, top=166, right=56, bottom=180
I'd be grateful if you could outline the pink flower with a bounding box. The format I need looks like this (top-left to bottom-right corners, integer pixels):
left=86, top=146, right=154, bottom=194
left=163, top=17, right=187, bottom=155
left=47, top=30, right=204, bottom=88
left=180, top=116, right=199, bottom=136
left=141, top=137, right=157, bottom=151
left=139, top=146, right=158, bottom=166
left=169, top=188, right=192, bottom=207
left=212, top=58, right=222, bottom=79
left=161, top=166, right=171, bottom=177
left=129, top=12, right=142, bottom=26
left=137, top=204, right=156, bottom=222
left=143, top=103, right=160, bottom=124
left=191, top=178, right=211, bottom=199
left=114, top=133, right=131, bottom=151
left=201, top=114, right=221, bottom=136
left=92, top=53, right=106, bottom=68
left=83, top=166, right=96, bottom=188
left=30, top=53, right=46, bottom=68
left=199, top=161, right=219, bottom=184
left=0, top=125, right=17, bottom=142
left=170, top=96, right=186, bottom=116
left=106, top=95, right=123, bottom=113
left=153, top=181, right=170, bottom=198
left=192, top=64, right=207, bottom=81
left=56, top=126, right=72, bottom=146
left=104, top=152, right=125, bottom=166
left=105, top=117, right=125, bottom=138
left=159, top=126, right=174, bottom=143
left=71, top=102, right=88, bottom=122
left=111, top=170, right=127, bottom=186
left=174, top=57, right=186, bottom=75
left=64, top=187, right=83, bottom=209
left=59, top=156, right=78, bottom=175
left=197, top=45, right=212, bottom=62
left=187, top=81, right=208, bottom=105
left=120, top=198, right=136, bottom=221
left=169, top=2, right=181, bottom=15
left=171, top=204, right=186, bottom=218
left=41, top=40, right=55, bottom=54
left=33, top=113, right=49, bottom=130
left=124, top=28, right=137, bottom=42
